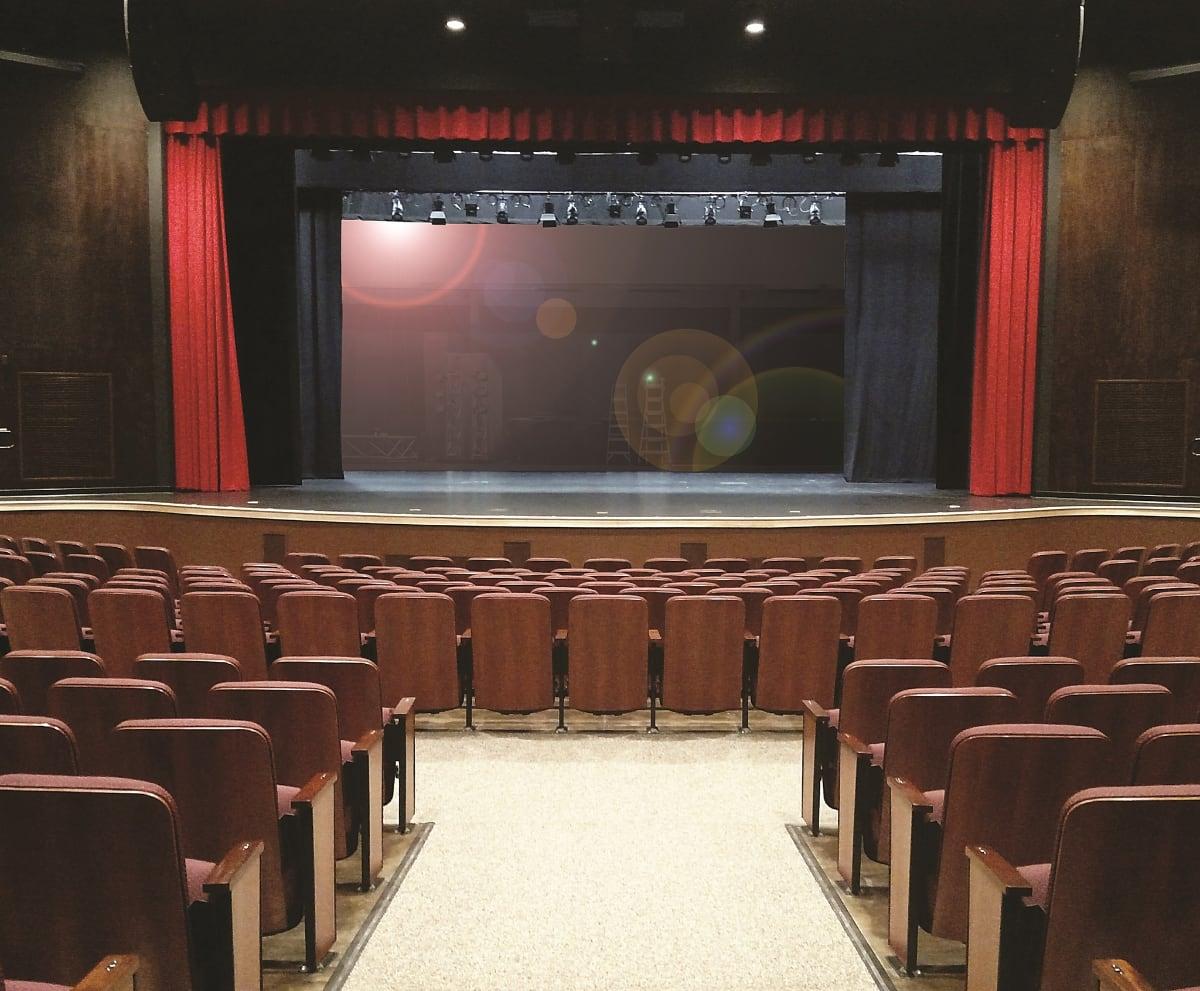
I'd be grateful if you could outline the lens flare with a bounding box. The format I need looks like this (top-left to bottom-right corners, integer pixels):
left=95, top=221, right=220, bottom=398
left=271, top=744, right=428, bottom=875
left=535, top=297, right=578, bottom=339
left=696, top=396, right=757, bottom=457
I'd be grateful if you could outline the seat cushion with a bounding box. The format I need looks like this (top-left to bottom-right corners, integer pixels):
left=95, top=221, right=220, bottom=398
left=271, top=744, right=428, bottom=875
left=828, top=708, right=840, bottom=730
left=868, top=742, right=885, bottom=766
left=276, top=783, right=300, bottom=819
left=185, top=857, right=216, bottom=904
left=1019, top=861, right=1052, bottom=909
left=382, top=705, right=393, bottom=725
left=924, top=789, right=946, bottom=825
left=340, top=738, right=354, bottom=763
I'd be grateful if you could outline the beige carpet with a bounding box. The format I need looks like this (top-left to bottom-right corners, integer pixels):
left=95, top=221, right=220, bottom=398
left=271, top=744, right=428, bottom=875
left=342, top=732, right=879, bottom=991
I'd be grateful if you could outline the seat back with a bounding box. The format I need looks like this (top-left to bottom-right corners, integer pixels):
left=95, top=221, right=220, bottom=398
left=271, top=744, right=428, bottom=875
left=661, top=595, right=745, bottom=714
left=338, top=553, right=383, bottom=571
left=48, top=678, right=177, bottom=774
left=470, top=594, right=554, bottom=713
left=1130, top=582, right=1196, bottom=632
left=1039, top=786, right=1200, bottom=991
left=0, top=774, right=197, bottom=990
left=134, top=653, right=243, bottom=717
left=89, top=588, right=172, bottom=678
left=713, top=586, right=772, bottom=637
left=133, top=547, right=178, bottom=595
left=533, top=586, right=596, bottom=637
left=283, top=552, right=331, bottom=574
left=525, top=557, right=571, bottom=571
left=112, top=718, right=289, bottom=933
left=838, top=660, right=951, bottom=745
left=408, top=555, right=453, bottom=570
left=582, top=557, right=632, bottom=572
left=0, top=554, right=34, bottom=584
left=63, top=553, right=110, bottom=583
left=25, top=551, right=60, bottom=576
left=568, top=596, right=648, bottom=715
left=628, top=587, right=682, bottom=638
left=0, top=715, right=79, bottom=773
left=1046, top=684, right=1174, bottom=776
left=932, top=725, right=1114, bottom=942
left=811, top=585, right=863, bottom=637
left=374, top=592, right=461, bottom=712
left=277, top=590, right=361, bottom=657
left=1070, top=548, right=1109, bottom=573
left=94, top=542, right=134, bottom=573
left=975, top=656, right=1087, bottom=722
left=1, top=585, right=81, bottom=651
left=1142, top=556, right=1182, bottom=576
left=875, top=555, right=918, bottom=571
left=1097, top=558, right=1138, bottom=586
left=643, top=557, right=689, bottom=572
left=1027, top=550, right=1069, bottom=590
left=703, top=557, right=749, bottom=573
left=755, top=595, right=840, bottom=713
left=271, top=657, right=384, bottom=742
left=1111, top=657, right=1200, bottom=722
left=854, top=594, right=937, bottom=661
left=347, top=582, right=400, bottom=635
left=0, top=650, right=105, bottom=715
left=1131, top=725, right=1200, bottom=785
left=1140, top=591, right=1200, bottom=657
left=180, top=590, right=269, bottom=679
left=0, top=676, right=19, bottom=714
left=1046, top=593, right=1131, bottom=683
left=947, top=595, right=1038, bottom=686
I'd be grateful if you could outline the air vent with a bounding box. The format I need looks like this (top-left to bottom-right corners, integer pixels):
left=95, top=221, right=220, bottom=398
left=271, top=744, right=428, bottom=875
left=1092, top=379, right=1187, bottom=488
left=18, top=372, right=115, bottom=482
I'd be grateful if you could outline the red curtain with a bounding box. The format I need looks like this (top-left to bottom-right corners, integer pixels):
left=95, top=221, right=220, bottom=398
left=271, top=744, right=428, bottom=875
left=166, top=135, right=250, bottom=492
left=969, top=140, right=1046, bottom=496
left=165, top=90, right=1044, bottom=145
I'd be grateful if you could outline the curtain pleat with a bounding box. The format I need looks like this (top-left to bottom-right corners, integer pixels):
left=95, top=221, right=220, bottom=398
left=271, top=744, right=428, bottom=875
left=968, top=141, right=1046, bottom=496
left=165, top=135, right=250, bottom=491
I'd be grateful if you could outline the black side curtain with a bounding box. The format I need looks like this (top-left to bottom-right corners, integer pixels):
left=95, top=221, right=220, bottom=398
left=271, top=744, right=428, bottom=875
left=843, top=193, right=942, bottom=482
left=296, top=188, right=344, bottom=479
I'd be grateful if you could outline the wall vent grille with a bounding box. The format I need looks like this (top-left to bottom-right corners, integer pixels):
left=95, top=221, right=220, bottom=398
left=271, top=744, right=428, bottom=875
left=18, top=372, right=115, bottom=482
left=1092, top=378, right=1187, bottom=488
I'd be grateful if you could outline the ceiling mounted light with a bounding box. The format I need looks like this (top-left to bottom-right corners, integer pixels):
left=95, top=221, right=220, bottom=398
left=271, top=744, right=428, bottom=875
left=430, top=196, right=447, bottom=225
left=634, top=198, right=648, bottom=226
left=540, top=199, right=558, bottom=227
left=565, top=195, right=579, bottom=225
left=445, top=15, right=466, bottom=32
left=744, top=18, right=765, bottom=35
left=763, top=201, right=782, bottom=228
left=662, top=200, right=681, bottom=228
left=495, top=197, right=509, bottom=224
left=390, top=191, right=404, bottom=221
left=607, top=193, right=622, bottom=219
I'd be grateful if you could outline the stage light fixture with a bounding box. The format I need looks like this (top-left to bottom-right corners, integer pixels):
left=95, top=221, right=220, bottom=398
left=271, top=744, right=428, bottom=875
left=495, top=197, right=510, bottom=223
left=478, top=149, right=494, bottom=162
left=634, top=198, right=648, bottom=226
left=565, top=195, right=580, bottom=225
left=762, top=201, right=782, bottom=227
left=802, top=152, right=818, bottom=164
left=808, top=202, right=823, bottom=225
left=737, top=196, right=753, bottom=220
left=662, top=200, right=681, bottom=228
left=390, top=191, right=404, bottom=221
left=703, top=197, right=718, bottom=226
left=445, top=15, right=466, bottom=32
left=744, top=18, right=765, bottom=35
left=540, top=199, right=558, bottom=227
left=678, top=151, right=693, bottom=163
left=430, top=196, right=448, bottom=225
left=464, top=196, right=479, bottom=218
left=607, top=193, right=622, bottom=219
left=878, top=150, right=900, bottom=167
left=434, top=145, right=455, bottom=164
left=717, top=151, right=733, bottom=164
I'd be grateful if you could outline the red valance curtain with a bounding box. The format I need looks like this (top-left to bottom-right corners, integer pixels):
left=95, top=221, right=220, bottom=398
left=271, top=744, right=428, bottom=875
left=166, top=135, right=250, bottom=491
left=165, top=91, right=1044, bottom=145
left=969, top=140, right=1046, bottom=497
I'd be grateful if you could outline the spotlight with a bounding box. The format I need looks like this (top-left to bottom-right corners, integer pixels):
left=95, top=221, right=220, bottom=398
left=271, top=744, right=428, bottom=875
left=717, top=151, right=733, bottom=164
left=540, top=199, right=558, bottom=227
left=565, top=195, right=579, bottom=225
left=744, top=18, right=765, bottom=35
left=703, top=197, right=718, bottom=226
left=495, top=197, right=509, bottom=224
left=802, top=151, right=819, bottom=164
left=878, top=150, right=900, bottom=167
left=390, top=191, right=404, bottom=221
left=637, top=150, right=658, bottom=166
left=750, top=150, right=771, bottom=167
left=763, top=201, right=782, bottom=227
left=662, top=200, right=681, bottom=228
left=840, top=151, right=863, bottom=166
left=430, top=196, right=447, bottom=225
left=607, top=193, right=622, bottom=219
left=634, top=198, right=648, bottom=226
left=808, top=202, right=823, bottom=225
left=434, top=145, right=455, bottom=164
left=478, top=149, right=494, bottom=162
left=737, top=196, right=753, bottom=220
left=445, top=15, right=466, bottom=32
left=678, top=151, right=693, bottom=163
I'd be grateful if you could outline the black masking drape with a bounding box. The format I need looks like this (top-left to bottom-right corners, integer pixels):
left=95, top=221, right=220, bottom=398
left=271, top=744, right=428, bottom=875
left=296, top=188, right=344, bottom=479
left=843, top=193, right=941, bottom=482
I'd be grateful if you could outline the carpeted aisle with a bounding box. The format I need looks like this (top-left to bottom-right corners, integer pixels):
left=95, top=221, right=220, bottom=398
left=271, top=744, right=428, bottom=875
left=341, top=733, right=878, bottom=991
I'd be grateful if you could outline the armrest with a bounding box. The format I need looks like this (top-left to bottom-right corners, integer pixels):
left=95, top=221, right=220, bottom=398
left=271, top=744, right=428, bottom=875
left=801, top=699, right=832, bottom=836
left=887, top=776, right=933, bottom=974
left=385, top=698, right=417, bottom=834
left=202, top=841, right=263, bottom=991
left=648, top=630, right=662, bottom=643
left=293, top=770, right=336, bottom=806
left=73, top=956, right=139, bottom=991
left=836, top=732, right=876, bottom=893
left=888, top=776, right=933, bottom=812
left=389, top=696, right=416, bottom=723
left=802, top=698, right=830, bottom=722
left=351, top=730, right=385, bottom=891
left=292, top=772, right=336, bottom=972
left=966, top=845, right=1033, bottom=896
left=352, top=727, right=384, bottom=754
left=1094, top=960, right=1157, bottom=991
left=554, top=629, right=568, bottom=644
left=838, top=730, right=873, bottom=757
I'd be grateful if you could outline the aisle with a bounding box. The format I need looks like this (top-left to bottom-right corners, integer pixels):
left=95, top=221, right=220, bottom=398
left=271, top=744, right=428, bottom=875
left=341, top=733, right=880, bottom=991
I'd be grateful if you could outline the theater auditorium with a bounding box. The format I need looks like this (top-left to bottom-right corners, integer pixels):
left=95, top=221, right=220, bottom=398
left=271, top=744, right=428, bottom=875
left=1, top=1, right=1199, bottom=988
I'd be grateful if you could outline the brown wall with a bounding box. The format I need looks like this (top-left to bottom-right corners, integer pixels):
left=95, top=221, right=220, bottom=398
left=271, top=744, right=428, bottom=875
left=0, top=52, right=168, bottom=490
left=1039, top=67, right=1200, bottom=496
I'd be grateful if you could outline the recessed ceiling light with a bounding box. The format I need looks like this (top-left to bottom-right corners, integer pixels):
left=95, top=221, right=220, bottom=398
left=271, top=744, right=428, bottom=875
left=445, top=16, right=466, bottom=32
left=744, top=18, right=765, bottom=35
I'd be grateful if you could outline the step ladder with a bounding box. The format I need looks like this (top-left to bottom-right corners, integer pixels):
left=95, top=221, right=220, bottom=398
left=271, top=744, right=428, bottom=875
left=639, top=379, right=671, bottom=468
left=606, top=386, right=633, bottom=464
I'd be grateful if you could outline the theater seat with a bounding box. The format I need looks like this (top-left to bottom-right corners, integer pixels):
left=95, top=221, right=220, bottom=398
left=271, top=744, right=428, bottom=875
left=0, top=715, right=79, bottom=774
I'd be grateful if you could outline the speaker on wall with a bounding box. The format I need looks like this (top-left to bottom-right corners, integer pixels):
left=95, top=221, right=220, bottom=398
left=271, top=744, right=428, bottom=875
left=124, top=0, right=199, bottom=122
left=1007, top=0, right=1086, bottom=129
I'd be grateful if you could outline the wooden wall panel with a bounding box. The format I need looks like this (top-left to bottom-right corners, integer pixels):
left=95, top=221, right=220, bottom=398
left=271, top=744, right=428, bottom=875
left=1041, top=68, right=1200, bottom=495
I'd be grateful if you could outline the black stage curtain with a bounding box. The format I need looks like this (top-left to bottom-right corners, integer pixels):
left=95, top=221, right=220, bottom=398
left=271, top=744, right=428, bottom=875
left=936, top=149, right=986, bottom=490
left=843, top=193, right=942, bottom=482
left=296, top=188, right=344, bottom=478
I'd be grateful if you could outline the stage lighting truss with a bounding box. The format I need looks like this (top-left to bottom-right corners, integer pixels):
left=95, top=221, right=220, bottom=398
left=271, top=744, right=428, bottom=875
left=347, top=189, right=844, bottom=225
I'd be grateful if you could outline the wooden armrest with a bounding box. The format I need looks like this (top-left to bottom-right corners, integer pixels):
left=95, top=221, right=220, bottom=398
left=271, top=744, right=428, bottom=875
left=204, top=839, right=264, bottom=893
left=73, top=955, right=138, bottom=991
left=351, top=730, right=385, bottom=891
left=293, top=770, right=336, bottom=806
left=802, top=698, right=830, bottom=722
left=839, top=730, right=873, bottom=757
left=292, top=772, right=336, bottom=971
left=888, top=775, right=933, bottom=811
left=554, top=629, right=568, bottom=643
left=966, top=845, right=1033, bottom=895
left=1094, top=960, right=1157, bottom=991
left=648, top=629, right=662, bottom=643
left=390, top=696, right=415, bottom=721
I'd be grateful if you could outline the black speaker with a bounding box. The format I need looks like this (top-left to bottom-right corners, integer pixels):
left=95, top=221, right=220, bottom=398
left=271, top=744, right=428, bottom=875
left=1008, top=0, right=1085, bottom=129
left=124, top=0, right=199, bottom=122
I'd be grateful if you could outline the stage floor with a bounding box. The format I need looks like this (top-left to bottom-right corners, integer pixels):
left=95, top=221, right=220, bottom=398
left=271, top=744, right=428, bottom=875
left=24, top=471, right=1200, bottom=525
